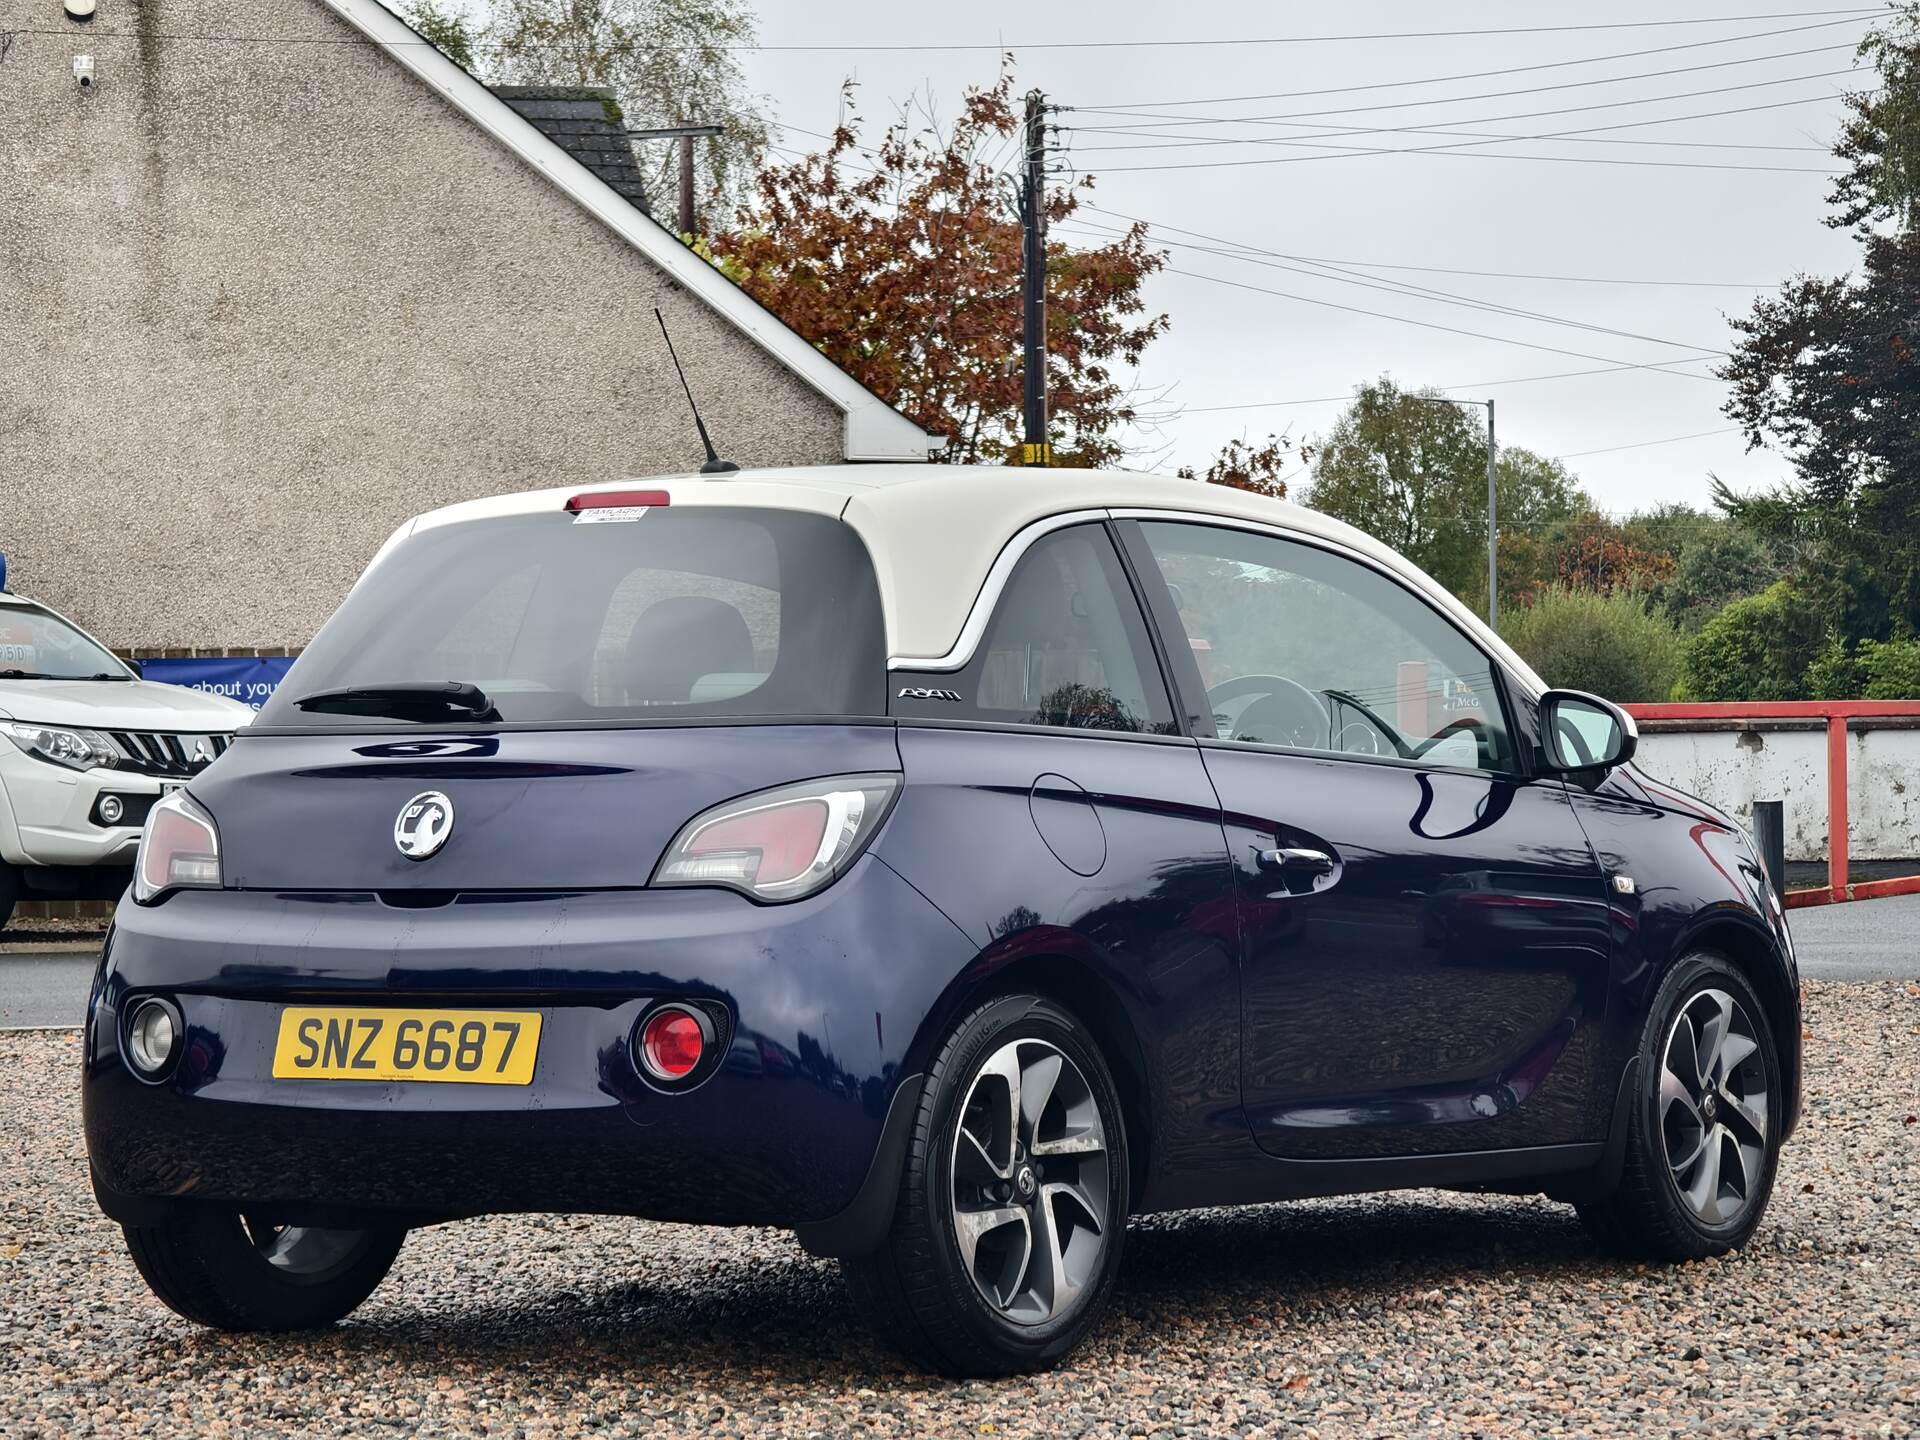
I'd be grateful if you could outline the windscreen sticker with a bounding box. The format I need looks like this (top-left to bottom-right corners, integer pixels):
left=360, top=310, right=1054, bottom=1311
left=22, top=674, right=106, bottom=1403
left=572, top=506, right=655, bottom=525
left=0, top=622, right=34, bottom=669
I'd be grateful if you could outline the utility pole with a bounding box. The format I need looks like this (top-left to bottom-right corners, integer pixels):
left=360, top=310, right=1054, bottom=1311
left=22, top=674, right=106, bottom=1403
left=1484, top=398, right=1498, bottom=630
left=1020, top=89, right=1050, bottom=467
left=625, top=123, right=724, bottom=236
left=678, top=133, right=696, bottom=238
left=1411, top=394, right=1500, bottom=630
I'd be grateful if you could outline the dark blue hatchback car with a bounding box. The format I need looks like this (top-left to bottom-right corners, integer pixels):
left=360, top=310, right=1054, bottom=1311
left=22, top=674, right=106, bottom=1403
left=84, top=465, right=1800, bottom=1375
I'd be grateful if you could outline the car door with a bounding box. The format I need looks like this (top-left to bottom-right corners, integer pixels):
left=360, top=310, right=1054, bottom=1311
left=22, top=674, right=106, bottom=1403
left=883, top=521, right=1247, bottom=1202
left=1118, top=517, right=1614, bottom=1163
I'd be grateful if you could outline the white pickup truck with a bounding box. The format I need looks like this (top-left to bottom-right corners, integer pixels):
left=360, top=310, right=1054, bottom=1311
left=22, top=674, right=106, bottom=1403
left=0, top=591, right=253, bottom=931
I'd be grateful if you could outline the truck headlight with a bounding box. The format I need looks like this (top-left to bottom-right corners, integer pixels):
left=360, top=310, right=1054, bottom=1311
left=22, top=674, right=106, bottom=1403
left=0, top=721, right=119, bottom=771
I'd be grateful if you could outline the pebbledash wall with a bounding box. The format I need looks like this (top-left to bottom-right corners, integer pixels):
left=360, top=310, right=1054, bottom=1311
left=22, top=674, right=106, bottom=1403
left=0, top=0, right=926, bottom=663
left=1633, top=722, right=1920, bottom=863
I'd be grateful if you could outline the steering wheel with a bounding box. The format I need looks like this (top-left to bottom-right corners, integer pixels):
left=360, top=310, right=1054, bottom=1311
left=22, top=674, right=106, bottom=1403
left=1206, top=674, right=1329, bottom=748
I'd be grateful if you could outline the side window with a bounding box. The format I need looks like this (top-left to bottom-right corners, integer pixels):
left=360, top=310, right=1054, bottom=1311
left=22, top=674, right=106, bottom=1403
left=892, top=523, right=1176, bottom=735
left=1135, top=521, right=1513, bottom=772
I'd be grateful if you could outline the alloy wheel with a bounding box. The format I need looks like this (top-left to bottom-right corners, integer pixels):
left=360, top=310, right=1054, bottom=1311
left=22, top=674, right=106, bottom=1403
left=242, top=1218, right=371, bottom=1280
left=1659, top=987, right=1770, bottom=1227
left=949, top=1037, right=1110, bottom=1327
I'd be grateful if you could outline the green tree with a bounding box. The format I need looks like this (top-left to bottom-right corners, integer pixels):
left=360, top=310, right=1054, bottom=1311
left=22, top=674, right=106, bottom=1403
left=397, top=0, right=478, bottom=69
left=1658, top=521, right=1791, bottom=631
left=476, top=0, right=774, bottom=232
left=1303, top=379, right=1586, bottom=599
left=1500, top=586, right=1683, bottom=702
left=1676, top=581, right=1827, bottom=701
left=1719, top=3, right=1920, bottom=641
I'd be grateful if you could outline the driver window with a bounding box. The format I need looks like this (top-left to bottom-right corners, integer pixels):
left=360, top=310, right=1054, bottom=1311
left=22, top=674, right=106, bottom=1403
left=1135, top=521, right=1513, bottom=773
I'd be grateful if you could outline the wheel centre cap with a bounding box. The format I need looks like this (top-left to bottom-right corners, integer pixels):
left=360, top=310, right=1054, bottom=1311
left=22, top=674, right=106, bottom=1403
left=1701, top=1091, right=1719, bottom=1120
left=1014, top=1164, right=1038, bottom=1201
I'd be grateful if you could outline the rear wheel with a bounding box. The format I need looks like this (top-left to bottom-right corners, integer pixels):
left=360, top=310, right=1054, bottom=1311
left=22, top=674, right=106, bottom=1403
left=123, top=1209, right=405, bottom=1330
left=842, top=994, right=1128, bottom=1377
left=1579, top=953, right=1782, bottom=1261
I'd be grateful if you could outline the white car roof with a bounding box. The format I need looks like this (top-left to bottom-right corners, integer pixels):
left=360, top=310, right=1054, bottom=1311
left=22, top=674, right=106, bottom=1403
left=398, top=465, right=1548, bottom=697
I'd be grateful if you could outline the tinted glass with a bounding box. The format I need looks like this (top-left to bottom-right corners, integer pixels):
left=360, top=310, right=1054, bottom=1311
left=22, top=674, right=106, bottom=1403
left=0, top=604, right=131, bottom=681
left=260, top=508, right=885, bottom=726
left=892, top=524, right=1175, bottom=735
left=1138, top=521, right=1512, bottom=771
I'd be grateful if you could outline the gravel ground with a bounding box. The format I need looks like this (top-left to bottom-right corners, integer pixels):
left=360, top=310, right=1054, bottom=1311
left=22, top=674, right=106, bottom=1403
left=3, top=982, right=1915, bottom=1439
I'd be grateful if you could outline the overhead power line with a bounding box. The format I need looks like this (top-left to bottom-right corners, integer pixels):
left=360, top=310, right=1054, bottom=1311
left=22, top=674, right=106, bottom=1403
left=0, top=9, right=1883, bottom=53
left=1556, top=426, right=1744, bottom=458
left=1133, top=359, right=1724, bottom=418
left=1070, top=40, right=1866, bottom=127
left=1070, top=74, right=1865, bottom=174
left=1161, top=266, right=1734, bottom=376
left=1070, top=124, right=1830, bottom=155
left=1076, top=13, right=1875, bottom=109
left=1069, top=66, right=1867, bottom=139
left=1091, top=144, right=1837, bottom=175
left=1057, top=216, right=1728, bottom=354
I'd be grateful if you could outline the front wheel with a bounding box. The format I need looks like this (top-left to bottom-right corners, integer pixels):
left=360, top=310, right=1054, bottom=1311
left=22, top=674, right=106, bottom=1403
left=124, top=1209, right=405, bottom=1330
left=842, top=994, right=1129, bottom=1377
left=1578, top=953, right=1783, bottom=1261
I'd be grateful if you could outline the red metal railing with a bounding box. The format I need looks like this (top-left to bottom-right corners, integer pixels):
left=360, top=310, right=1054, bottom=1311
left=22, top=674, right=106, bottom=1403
left=1624, top=701, right=1920, bottom=908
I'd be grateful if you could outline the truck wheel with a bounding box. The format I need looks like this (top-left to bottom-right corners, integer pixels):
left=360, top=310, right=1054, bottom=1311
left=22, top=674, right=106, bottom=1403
left=0, top=862, right=17, bottom=935
left=841, top=994, right=1129, bottom=1377
left=1578, top=953, right=1783, bottom=1261
left=123, top=1209, right=405, bottom=1331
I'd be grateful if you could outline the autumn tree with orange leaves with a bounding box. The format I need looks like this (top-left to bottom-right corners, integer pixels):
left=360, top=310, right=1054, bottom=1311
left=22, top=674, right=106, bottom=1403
left=710, top=72, right=1168, bottom=467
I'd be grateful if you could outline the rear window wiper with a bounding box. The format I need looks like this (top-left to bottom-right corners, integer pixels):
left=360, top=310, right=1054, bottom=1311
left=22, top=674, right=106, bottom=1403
left=291, top=681, right=503, bottom=723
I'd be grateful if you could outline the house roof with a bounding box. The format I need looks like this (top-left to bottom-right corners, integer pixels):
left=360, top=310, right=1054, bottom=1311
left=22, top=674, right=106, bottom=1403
left=490, top=86, right=652, bottom=216
left=322, top=0, right=937, bottom=463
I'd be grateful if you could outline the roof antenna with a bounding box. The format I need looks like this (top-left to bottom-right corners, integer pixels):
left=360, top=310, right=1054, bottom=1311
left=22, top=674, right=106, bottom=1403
left=654, top=307, right=739, bottom=475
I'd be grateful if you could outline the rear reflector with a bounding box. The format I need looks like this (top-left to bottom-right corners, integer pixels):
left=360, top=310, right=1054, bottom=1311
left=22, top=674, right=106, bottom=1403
left=565, top=490, right=671, bottom=512
left=638, top=1006, right=708, bottom=1082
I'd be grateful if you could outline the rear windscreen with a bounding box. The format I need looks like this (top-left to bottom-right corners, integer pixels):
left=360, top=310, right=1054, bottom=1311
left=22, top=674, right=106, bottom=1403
left=258, top=507, right=887, bottom=726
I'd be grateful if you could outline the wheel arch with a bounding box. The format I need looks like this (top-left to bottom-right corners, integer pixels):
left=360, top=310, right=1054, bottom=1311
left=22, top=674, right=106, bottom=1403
left=907, top=940, right=1157, bottom=1207
left=1668, top=910, right=1801, bottom=1138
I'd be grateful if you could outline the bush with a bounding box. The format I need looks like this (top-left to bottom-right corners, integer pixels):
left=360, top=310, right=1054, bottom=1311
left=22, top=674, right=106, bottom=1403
left=1500, top=586, right=1684, bottom=702
left=1862, top=638, right=1920, bottom=698
left=1676, top=581, right=1825, bottom=701
left=1808, top=635, right=1920, bottom=699
left=1805, top=634, right=1861, bottom=700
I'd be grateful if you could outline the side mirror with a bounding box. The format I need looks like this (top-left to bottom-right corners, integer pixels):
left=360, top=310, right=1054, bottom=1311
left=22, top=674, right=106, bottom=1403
left=123, top=657, right=143, bottom=679
left=1539, top=689, right=1637, bottom=774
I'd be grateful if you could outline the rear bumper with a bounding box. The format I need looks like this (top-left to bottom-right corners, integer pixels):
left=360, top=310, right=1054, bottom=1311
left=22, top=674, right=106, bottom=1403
left=82, top=857, right=971, bottom=1231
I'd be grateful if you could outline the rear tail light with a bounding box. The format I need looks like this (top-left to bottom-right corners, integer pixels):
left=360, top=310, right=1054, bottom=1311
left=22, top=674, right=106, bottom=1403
left=651, top=773, right=900, bottom=902
left=133, top=791, right=222, bottom=903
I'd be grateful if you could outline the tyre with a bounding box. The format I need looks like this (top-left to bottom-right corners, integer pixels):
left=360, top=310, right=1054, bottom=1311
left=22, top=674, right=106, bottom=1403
left=1579, top=953, right=1783, bottom=1261
left=842, top=994, right=1129, bottom=1377
left=123, top=1209, right=405, bottom=1331
left=0, top=861, right=17, bottom=935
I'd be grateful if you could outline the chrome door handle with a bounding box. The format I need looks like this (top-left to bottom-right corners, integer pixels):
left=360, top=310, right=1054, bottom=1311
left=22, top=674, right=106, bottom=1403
left=1256, top=847, right=1335, bottom=875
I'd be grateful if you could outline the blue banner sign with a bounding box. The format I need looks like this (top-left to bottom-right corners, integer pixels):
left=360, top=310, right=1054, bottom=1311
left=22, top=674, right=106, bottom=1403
left=139, top=656, right=295, bottom=711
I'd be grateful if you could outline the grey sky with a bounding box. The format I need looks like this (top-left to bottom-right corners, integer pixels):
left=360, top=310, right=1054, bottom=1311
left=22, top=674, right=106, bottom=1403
left=741, top=1, right=1876, bottom=514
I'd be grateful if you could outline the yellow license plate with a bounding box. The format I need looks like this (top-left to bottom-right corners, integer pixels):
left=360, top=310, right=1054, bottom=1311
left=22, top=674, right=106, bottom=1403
left=272, top=1008, right=542, bottom=1085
